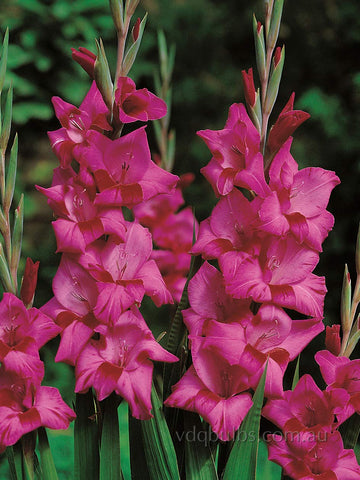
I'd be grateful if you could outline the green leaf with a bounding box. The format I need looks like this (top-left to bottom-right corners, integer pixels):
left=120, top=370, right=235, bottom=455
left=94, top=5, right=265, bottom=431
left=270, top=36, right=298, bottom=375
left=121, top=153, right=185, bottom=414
left=341, top=264, right=351, bottom=334
left=141, top=384, right=180, bottom=480
left=0, top=85, right=13, bottom=152
left=0, top=242, right=16, bottom=293
left=339, top=413, right=360, bottom=449
left=256, top=440, right=281, bottom=480
left=129, top=414, right=150, bottom=480
left=109, top=0, right=124, bottom=33
left=11, top=193, right=24, bottom=282
left=223, top=362, right=268, bottom=480
left=184, top=413, right=218, bottom=480
left=264, top=45, right=285, bottom=116
left=122, top=13, right=148, bottom=76
left=74, top=391, right=100, bottom=480
left=0, top=28, right=9, bottom=94
left=253, top=16, right=265, bottom=82
left=6, top=445, right=22, bottom=480
left=157, top=30, right=168, bottom=82
left=100, top=394, right=123, bottom=480
left=291, top=354, right=301, bottom=390
left=38, top=427, right=59, bottom=480
left=118, top=401, right=131, bottom=480
left=267, top=0, right=285, bottom=49
left=4, top=132, right=17, bottom=213
left=94, top=38, right=114, bottom=111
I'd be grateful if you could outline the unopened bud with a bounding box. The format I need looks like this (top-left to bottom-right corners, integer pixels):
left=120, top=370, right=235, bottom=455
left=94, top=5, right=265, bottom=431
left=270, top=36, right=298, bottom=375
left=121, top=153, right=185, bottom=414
left=241, top=68, right=256, bottom=108
left=132, top=17, right=141, bottom=42
left=325, top=325, right=341, bottom=356
left=267, top=93, right=310, bottom=154
left=274, top=46, right=282, bottom=67
left=341, top=264, right=352, bottom=334
left=20, top=258, right=40, bottom=307
left=71, top=47, right=96, bottom=79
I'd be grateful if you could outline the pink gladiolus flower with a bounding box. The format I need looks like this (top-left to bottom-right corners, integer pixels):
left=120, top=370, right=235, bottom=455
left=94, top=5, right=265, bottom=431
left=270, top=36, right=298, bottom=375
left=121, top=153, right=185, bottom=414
left=80, top=128, right=178, bottom=207
left=315, top=350, right=360, bottom=423
left=78, top=223, right=173, bottom=321
left=150, top=207, right=195, bottom=253
left=71, top=47, right=96, bottom=78
left=75, top=308, right=177, bottom=419
left=44, top=256, right=100, bottom=365
left=0, top=372, right=75, bottom=452
left=257, top=139, right=340, bottom=251
left=263, top=374, right=350, bottom=433
left=151, top=250, right=190, bottom=303
left=191, top=188, right=259, bottom=259
left=220, top=235, right=326, bottom=317
left=198, top=103, right=270, bottom=197
left=266, top=93, right=310, bottom=156
left=182, top=261, right=252, bottom=336
left=164, top=364, right=253, bottom=441
left=37, top=166, right=126, bottom=253
left=133, top=173, right=196, bottom=302
left=267, top=430, right=360, bottom=480
left=114, top=76, right=167, bottom=123
left=0, top=293, right=60, bottom=382
left=20, top=258, right=40, bottom=307
left=48, top=82, right=111, bottom=168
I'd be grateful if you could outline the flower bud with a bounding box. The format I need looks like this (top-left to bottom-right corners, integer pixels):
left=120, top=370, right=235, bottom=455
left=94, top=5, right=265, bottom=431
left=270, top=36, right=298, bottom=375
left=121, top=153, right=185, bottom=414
left=253, top=15, right=266, bottom=81
left=325, top=325, right=341, bottom=356
left=20, top=258, right=40, bottom=307
left=241, top=68, right=256, bottom=108
left=267, top=93, right=310, bottom=155
left=109, top=0, right=124, bottom=33
left=341, top=264, right=351, bottom=334
left=71, top=47, right=96, bottom=79
left=132, top=17, right=141, bottom=42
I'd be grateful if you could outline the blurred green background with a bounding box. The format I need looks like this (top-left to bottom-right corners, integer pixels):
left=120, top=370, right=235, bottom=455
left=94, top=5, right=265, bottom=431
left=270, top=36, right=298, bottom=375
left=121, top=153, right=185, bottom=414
left=0, top=0, right=359, bottom=475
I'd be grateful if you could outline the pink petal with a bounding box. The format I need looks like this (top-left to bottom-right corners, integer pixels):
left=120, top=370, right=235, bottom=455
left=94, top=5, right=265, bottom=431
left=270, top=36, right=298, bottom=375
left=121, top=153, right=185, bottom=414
left=34, top=386, right=76, bottom=429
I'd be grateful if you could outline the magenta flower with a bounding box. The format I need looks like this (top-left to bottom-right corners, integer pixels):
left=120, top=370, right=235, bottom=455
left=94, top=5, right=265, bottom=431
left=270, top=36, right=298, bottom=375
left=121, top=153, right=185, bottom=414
left=48, top=81, right=111, bottom=168
left=79, top=128, right=178, bottom=207
left=44, top=255, right=100, bottom=365
left=198, top=103, right=270, bottom=197
left=315, top=350, right=360, bottom=423
left=0, top=293, right=60, bottom=382
left=164, top=359, right=253, bottom=441
left=37, top=166, right=126, bottom=253
left=0, top=372, right=75, bottom=452
left=78, top=223, right=173, bottom=321
left=74, top=308, right=177, bottom=419
left=182, top=261, right=251, bottom=336
left=267, top=430, right=360, bottom=480
left=263, top=374, right=350, bottom=433
left=220, top=235, right=326, bottom=317
left=114, top=76, right=167, bottom=123
left=151, top=250, right=190, bottom=303
left=133, top=173, right=194, bottom=228
left=257, top=139, right=340, bottom=251
left=191, top=188, right=259, bottom=260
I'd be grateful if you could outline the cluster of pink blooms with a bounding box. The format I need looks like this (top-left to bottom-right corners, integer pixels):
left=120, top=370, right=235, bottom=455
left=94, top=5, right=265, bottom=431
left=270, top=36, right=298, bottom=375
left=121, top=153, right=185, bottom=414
left=36, top=48, right=202, bottom=419
left=0, top=262, right=75, bottom=451
left=163, top=81, right=360, bottom=477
